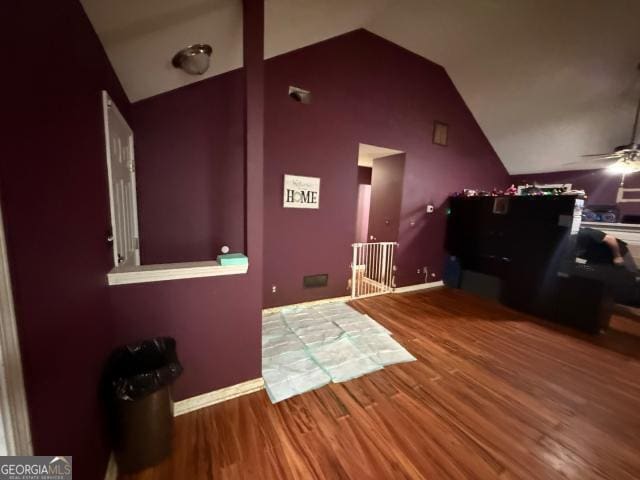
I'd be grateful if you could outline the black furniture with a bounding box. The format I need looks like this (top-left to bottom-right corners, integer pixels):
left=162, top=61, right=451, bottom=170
left=445, top=195, right=611, bottom=333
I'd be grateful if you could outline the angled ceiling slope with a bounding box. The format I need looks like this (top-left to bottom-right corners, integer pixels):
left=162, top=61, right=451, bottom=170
left=80, top=0, right=640, bottom=175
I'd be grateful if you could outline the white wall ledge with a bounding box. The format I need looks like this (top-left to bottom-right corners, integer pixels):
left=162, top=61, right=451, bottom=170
left=107, top=260, right=248, bottom=286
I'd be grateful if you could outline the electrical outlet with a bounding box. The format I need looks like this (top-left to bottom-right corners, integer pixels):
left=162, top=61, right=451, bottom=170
left=271, top=285, right=277, bottom=293
left=417, top=269, right=421, bottom=274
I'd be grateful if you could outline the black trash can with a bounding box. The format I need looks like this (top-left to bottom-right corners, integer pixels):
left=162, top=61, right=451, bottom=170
left=105, top=337, right=183, bottom=473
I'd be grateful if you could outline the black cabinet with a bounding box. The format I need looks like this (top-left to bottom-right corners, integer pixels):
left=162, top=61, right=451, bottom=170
left=446, top=195, right=610, bottom=333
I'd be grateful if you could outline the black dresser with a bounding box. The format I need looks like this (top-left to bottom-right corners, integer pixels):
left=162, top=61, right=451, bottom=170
left=445, top=195, right=611, bottom=333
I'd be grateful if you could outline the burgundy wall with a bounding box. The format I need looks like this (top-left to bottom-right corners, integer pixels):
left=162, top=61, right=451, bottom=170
left=512, top=169, right=640, bottom=218
left=357, top=166, right=372, bottom=185
left=132, top=29, right=508, bottom=306
left=4, top=2, right=264, bottom=479
left=3, top=1, right=130, bottom=478
left=264, top=30, right=509, bottom=303
left=0, top=14, right=505, bottom=478
left=108, top=276, right=261, bottom=402
left=131, top=71, right=245, bottom=264
left=109, top=0, right=264, bottom=410
left=108, top=0, right=264, bottom=409
left=369, top=154, right=406, bottom=242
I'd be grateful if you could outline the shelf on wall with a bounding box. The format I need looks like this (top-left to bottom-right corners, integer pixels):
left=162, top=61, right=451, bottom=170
left=107, top=260, right=248, bottom=286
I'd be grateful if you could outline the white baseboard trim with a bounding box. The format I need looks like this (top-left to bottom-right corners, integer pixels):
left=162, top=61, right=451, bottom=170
left=263, top=295, right=351, bottom=315
left=104, top=453, right=117, bottom=480
left=173, top=377, right=264, bottom=416
left=393, top=280, right=444, bottom=294
left=263, top=283, right=445, bottom=312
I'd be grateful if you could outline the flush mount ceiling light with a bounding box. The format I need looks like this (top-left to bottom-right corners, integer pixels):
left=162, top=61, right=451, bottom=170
left=172, top=44, right=212, bottom=75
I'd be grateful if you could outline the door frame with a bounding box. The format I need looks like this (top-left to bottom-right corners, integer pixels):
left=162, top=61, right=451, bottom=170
left=0, top=199, right=32, bottom=455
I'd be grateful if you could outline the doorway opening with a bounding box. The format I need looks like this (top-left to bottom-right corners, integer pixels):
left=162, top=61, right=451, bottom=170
left=352, top=143, right=405, bottom=298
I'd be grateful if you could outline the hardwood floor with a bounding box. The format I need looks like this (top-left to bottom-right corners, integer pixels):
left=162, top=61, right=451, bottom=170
left=610, top=305, right=640, bottom=338
left=121, top=288, right=640, bottom=480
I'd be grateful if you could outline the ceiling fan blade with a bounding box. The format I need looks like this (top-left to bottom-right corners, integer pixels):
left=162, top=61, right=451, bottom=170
left=580, top=153, right=617, bottom=157
left=562, top=158, right=618, bottom=166
left=580, top=154, right=623, bottom=161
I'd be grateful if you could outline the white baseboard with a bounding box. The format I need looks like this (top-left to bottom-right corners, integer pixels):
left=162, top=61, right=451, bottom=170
left=263, top=296, right=351, bottom=315
left=104, top=453, right=117, bottom=480
left=263, top=283, right=445, bottom=312
left=173, top=377, right=264, bottom=416
left=393, top=280, right=444, bottom=293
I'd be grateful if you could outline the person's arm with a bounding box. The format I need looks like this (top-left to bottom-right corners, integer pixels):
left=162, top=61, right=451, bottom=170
left=602, top=234, right=624, bottom=265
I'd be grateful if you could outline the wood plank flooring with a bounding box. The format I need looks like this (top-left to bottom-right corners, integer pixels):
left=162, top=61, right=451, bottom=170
left=121, top=288, right=640, bottom=480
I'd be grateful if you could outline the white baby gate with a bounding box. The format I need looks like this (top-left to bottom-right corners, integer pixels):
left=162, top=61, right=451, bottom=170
left=351, top=242, right=397, bottom=299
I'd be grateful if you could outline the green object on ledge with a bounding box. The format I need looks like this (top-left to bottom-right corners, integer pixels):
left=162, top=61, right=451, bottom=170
left=217, top=253, right=248, bottom=266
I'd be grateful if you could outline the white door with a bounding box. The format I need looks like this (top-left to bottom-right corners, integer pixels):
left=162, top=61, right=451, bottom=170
left=103, top=91, right=140, bottom=267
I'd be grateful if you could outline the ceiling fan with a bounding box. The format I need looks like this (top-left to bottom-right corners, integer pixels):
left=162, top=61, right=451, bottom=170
left=570, top=63, right=640, bottom=174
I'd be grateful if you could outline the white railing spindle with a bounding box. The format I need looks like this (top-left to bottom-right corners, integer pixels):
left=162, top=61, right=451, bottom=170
left=350, top=242, right=398, bottom=299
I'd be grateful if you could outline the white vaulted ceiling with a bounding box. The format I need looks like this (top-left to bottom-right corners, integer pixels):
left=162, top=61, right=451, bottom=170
left=357, top=144, right=404, bottom=168
left=80, top=0, right=640, bottom=174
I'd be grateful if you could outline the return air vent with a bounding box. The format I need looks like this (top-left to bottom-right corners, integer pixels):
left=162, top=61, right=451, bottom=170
left=303, top=274, right=328, bottom=288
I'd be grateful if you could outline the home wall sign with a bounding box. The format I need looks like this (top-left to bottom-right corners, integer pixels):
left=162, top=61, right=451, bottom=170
left=283, top=174, right=320, bottom=209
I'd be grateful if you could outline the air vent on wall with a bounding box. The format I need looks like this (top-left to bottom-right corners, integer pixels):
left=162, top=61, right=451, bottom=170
left=289, top=86, right=312, bottom=104
left=303, top=274, right=328, bottom=288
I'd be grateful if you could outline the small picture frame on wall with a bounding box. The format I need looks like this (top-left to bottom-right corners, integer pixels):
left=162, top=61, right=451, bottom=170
left=433, top=121, right=448, bottom=146
left=492, top=197, right=509, bottom=215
